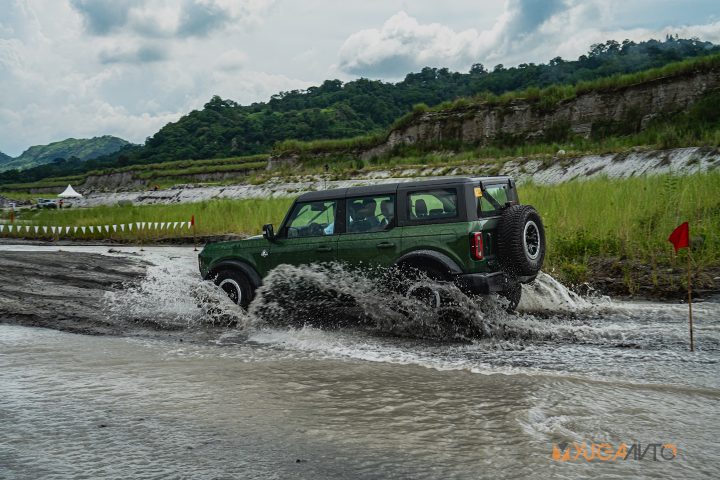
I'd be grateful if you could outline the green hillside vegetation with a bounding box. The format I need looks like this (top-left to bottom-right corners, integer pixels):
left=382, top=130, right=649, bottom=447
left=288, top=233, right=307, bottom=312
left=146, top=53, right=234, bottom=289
left=4, top=83, right=720, bottom=193
left=0, top=135, right=131, bottom=172
left=0, top=36, right=717, bottom=187
left=133, top=37, right=720, bottom=163
left=0, top=155, right=269, bottom=192
left=5, top=51, right=720, bottom=194
left=0, top=151, right=11, bottom=164
left=276, top=53, right=720, bottom=160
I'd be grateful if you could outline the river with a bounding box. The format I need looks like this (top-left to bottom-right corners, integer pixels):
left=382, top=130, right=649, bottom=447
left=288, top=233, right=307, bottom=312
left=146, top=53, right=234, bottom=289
left=1, top=246, right=718, bottom=479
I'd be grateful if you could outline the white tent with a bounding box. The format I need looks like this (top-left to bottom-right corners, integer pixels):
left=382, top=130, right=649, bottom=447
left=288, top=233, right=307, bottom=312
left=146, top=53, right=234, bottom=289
left=58, top=184, right=82, bottom=198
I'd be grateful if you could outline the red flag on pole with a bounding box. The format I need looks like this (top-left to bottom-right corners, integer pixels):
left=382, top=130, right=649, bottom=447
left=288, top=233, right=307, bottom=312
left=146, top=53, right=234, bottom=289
left=668, top=222, right=689, bottom=253
left=190, top=215, right=195, bottom=226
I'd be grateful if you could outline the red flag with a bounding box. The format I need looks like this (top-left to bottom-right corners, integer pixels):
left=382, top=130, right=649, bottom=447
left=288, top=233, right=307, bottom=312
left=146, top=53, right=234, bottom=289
left=668, top=222, right=689, bottom=253
left=190, top=215, right=195, bottom=226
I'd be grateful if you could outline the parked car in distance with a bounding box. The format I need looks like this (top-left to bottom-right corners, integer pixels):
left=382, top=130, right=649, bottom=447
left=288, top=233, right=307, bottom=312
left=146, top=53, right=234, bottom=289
left=198, top=176, right=546, bottom=312
left=36, top=199, right=58, bottom=209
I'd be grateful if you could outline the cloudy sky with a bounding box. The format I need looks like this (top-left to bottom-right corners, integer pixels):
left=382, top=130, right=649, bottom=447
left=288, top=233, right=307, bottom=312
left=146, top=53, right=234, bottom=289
left=1, top=0, right=719, bottom=156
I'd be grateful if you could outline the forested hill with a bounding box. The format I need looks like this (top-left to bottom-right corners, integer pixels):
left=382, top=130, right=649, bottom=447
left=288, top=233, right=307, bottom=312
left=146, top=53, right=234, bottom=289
left=0, top=151, right=11, bottom=164
left=0, top=136, right=131, bottom=172
left=1, top=36, right=718, bottom=186
left=136, top=37, right=719, bottom=163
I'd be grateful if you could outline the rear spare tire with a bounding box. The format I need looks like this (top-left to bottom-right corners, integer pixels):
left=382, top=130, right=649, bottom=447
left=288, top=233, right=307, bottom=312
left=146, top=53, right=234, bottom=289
left=497, top=205, right=545, bottom=278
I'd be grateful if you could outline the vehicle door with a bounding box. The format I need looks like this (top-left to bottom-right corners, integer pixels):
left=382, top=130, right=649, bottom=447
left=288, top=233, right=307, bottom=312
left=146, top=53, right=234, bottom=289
left=336, top=194, right=401, bottom=269
left=266, top=200, right=338, bottom=269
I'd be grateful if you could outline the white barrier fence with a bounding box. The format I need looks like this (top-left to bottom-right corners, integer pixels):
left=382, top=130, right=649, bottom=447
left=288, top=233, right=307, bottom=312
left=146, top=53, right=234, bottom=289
left=0, top=221, right=193, bottom=237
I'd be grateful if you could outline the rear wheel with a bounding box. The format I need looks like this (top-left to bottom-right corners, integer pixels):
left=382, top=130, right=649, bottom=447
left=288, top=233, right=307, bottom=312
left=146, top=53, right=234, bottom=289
left=214, top=269, right=254, bottom=309
left=399, top=265, right=450, bottom=309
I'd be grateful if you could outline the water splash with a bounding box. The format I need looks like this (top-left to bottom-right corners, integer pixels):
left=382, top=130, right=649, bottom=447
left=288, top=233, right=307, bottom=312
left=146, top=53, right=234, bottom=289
left=246, top=263, right=616, bottom=342
left=100, top=249, right=719, bottom=352
left=105, top=251, right=249, bottom=330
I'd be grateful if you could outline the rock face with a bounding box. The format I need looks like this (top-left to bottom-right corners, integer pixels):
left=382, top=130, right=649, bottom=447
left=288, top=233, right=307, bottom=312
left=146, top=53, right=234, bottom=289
left=369, top=69, right=720, bottom=157
left=264, top=67, right=720, bottom=168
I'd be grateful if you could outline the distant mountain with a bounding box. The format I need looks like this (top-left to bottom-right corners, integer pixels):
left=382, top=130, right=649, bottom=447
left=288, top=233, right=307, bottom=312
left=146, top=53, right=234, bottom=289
left=0, top=135, right=132, bottom=172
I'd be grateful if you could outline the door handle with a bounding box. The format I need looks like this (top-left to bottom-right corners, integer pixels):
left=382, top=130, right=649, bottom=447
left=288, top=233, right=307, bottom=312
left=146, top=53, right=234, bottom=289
left=316, top=245, right=333, bottom=252
left=376, top=241, right=395, bottom=249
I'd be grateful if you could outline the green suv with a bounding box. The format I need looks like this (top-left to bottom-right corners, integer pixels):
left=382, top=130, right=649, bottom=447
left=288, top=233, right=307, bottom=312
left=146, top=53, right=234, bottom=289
left=198, top=176, right=545, bottom=311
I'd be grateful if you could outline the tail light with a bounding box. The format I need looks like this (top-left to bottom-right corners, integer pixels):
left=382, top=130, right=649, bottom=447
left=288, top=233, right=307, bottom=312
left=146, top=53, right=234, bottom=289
left=470, top=232, right=484, bottom=260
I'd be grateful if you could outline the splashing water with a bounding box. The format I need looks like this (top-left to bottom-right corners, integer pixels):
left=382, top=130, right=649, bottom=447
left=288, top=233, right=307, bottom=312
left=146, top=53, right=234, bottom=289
left=100, top=248, right=719, bottom=359
left=105, top=249, right=249, bottom=330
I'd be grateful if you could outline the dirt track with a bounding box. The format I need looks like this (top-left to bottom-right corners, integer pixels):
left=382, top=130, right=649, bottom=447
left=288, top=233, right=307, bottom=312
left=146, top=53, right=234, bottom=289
left=0, top=250, right=147, bottom=335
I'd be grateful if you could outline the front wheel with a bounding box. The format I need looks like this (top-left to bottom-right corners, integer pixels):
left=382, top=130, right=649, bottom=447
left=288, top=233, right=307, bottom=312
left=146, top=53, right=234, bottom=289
left=214, top=269, right=254, bottom=309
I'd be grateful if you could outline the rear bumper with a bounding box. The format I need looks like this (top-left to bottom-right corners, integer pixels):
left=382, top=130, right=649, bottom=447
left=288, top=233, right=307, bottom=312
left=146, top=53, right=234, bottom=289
left=454, top=272, right=537, bottom=295
left=454, top=272, right=508, bottom=295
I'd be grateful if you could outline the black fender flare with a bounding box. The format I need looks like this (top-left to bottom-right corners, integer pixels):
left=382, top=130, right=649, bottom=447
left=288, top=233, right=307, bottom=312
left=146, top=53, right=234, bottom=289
left=394, top=249, right=463, bottom=277
left=206, top=260, right=262, bottom=289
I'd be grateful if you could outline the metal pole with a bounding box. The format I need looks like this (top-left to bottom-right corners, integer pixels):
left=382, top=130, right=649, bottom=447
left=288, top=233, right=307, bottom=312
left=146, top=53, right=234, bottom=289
left=688, top=252, right=694, bottom=352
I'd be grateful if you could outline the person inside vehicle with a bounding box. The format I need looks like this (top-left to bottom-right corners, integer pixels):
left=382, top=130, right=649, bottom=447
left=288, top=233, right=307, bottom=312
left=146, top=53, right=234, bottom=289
left=380, top=199, right=394, bottom=227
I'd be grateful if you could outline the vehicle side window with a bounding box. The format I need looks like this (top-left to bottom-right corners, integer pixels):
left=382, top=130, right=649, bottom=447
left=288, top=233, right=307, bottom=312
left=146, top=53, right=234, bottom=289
left=408, top=189, right=458, bottom=221
left=346, top=195, right=395, bottom=234
left=284, top=200, right=336, bottom=238
left=477, top=184, right=510, bottom=217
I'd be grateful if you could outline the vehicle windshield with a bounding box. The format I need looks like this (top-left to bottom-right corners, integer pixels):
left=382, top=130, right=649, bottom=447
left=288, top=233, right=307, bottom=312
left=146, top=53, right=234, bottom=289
left=284, top=200, right=336, bottom=238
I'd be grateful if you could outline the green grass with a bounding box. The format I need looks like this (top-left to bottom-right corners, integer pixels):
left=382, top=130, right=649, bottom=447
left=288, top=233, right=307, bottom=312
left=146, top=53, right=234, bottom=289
left=522, top=172, right=720, bottom=286
left=273, top=133, right=386, bottom=156
left=87, top=154, right=269, bottom=176
left=0, top=191, right=42, bottom=202
left=1, top=155, right=269, bottom=192
left=8, top=198, right=293, bottom=239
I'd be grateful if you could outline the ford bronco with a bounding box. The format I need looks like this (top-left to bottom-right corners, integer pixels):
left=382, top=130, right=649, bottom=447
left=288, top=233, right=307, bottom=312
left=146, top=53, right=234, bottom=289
left=198, top=176, right=545, bottom=312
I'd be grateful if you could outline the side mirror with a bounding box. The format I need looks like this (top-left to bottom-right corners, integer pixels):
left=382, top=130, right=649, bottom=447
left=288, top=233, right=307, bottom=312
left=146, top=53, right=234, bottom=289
left=262, top=223, right=275, bottom=241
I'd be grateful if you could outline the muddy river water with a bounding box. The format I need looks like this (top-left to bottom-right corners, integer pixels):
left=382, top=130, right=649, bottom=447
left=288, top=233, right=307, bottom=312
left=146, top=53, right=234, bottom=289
left=1, top=246, right=718, bottom=479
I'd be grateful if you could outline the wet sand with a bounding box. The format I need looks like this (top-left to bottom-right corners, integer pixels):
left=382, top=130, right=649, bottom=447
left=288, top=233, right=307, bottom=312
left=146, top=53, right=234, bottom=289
left=0, top=250, right=148, bottom=335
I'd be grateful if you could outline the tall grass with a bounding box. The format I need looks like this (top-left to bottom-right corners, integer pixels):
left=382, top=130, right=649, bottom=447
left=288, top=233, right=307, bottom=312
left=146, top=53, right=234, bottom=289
left=273, top=132, right=386, bottom=155
left=522, top=172, right=720, bottom=282
left=17, top=198, right=293, bottom=238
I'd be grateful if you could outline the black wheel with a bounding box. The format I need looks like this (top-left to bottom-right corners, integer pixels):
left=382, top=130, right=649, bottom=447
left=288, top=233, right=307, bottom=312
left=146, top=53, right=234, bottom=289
left=214, top=269, right=254, bottom=309
left=497, top=205, right=546, bottom=277
left=500, top=281, right=522, bottom=313
left=398, top=265, right=450, bottom=309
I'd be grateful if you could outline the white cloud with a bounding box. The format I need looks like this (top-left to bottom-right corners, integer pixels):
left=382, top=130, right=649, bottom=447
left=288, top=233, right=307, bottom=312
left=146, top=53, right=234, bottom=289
left=0, top=0, right=301, bottom=156
left=70, top=0, right=275, bottom=38
left=337, top=0, right=720, bottom=77
left=338, top=1, right=567, bottom=76
left=1, top=0, right=720, bottom=157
